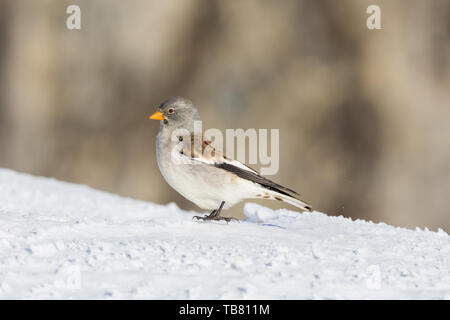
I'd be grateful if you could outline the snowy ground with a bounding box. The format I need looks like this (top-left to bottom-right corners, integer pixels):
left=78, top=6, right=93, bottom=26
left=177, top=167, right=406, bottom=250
left=0, top=168, right=449, bottom=299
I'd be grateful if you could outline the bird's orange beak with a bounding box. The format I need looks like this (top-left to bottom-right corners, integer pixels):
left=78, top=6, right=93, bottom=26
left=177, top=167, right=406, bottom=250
left=149, top=111, right=165, bottom=120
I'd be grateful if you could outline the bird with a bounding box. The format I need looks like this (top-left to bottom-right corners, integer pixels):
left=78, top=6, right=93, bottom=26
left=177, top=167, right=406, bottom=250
left=149, top=96, right=312, bottom=222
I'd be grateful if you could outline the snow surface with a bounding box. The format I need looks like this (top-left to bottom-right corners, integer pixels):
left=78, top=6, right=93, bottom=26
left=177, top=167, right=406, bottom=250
left=0, top=168, right=449, bottom=299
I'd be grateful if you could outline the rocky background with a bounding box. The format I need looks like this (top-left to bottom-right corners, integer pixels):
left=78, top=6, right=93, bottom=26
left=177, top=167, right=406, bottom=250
left=0, top=0, right=449, bottom=230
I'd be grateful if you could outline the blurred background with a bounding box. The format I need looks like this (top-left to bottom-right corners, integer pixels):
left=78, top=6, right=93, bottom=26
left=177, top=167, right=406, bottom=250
left=0, top=0, right=449, bottom=231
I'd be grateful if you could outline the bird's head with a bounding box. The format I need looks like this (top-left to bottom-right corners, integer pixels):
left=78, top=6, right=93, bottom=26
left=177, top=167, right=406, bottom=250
left=149, top=96, right=200, bottom=130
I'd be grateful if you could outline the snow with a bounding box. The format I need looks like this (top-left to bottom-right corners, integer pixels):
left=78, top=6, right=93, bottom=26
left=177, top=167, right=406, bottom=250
left=0, top=168, right=449, bottom=299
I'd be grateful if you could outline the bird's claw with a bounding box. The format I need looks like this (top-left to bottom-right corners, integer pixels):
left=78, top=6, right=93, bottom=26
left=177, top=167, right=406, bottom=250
left=192, top=215, right=239, bottom=223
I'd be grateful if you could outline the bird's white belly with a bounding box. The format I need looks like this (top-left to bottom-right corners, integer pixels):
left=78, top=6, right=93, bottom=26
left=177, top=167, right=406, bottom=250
left=158, top=158, right=249, bottom=210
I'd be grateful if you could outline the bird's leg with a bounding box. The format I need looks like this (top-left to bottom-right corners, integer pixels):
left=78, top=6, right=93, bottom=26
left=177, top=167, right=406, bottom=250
left=193, top=201, right=238, bottom=223
left=212, top=201, right=225, bottom=217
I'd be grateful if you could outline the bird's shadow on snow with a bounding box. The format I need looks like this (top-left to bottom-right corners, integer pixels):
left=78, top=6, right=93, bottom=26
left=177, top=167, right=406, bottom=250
left=242, top=219, right=287, bottom=229
left=189, top=215, right=287, bottom=229
left=259, top=223, right=287, bottom=229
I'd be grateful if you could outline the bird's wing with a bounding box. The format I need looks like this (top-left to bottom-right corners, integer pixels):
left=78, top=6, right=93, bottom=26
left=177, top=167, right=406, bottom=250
left=181, top=133, right=259, bottom=173
left=179, top=133, right=302, bottom=198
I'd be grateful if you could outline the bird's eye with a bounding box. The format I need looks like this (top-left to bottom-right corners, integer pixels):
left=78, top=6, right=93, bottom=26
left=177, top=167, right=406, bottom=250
left=168, top=108, right=175, bottom=114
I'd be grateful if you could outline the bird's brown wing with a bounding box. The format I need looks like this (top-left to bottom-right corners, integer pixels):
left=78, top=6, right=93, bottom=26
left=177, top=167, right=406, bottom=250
left=184, top=133, right=303, bottom=198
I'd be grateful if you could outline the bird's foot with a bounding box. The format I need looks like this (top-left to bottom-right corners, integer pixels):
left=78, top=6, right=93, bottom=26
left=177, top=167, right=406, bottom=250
left=192, top=201, right=238, bottom=223
left=192, top=215, right=239, bottom=223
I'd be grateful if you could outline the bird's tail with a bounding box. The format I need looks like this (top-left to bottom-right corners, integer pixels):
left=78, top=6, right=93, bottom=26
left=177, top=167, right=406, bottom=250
left=255, top=189, right=312, bottom=212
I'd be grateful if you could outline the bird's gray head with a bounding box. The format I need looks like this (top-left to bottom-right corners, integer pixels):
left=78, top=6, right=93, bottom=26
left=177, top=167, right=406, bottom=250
left=149, top=96, right=200, bottom=131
